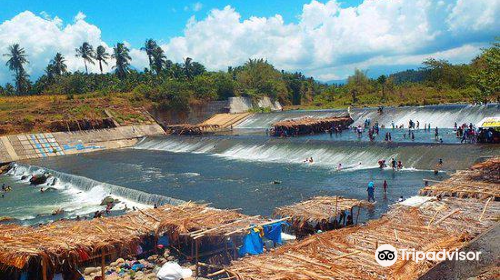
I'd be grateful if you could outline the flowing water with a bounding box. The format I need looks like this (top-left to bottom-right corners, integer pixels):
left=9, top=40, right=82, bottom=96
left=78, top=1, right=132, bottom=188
left=0, top=104, right=498, bottom=225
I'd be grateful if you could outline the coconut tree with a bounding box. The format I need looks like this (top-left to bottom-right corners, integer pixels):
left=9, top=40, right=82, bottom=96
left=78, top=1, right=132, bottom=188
left=50, top=53, right=67, bottom=76
left=75, top=42, right=95, bottom=74
left=140, top=39, right=158, bottom=71
left=183, top=57, right=193, bottom=80
left=3, top=44, right=30, bottom=94
left=152, top=46, right=167, bottom=75
left=112, top=43, right=132, bottom=79
left=95, top=45, right=110, bottom=74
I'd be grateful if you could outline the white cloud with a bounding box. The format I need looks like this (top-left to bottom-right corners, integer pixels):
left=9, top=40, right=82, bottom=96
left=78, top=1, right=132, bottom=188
left=184, top=2, right=203, bottom=12
left=0, top=0, right=498, bottom=84
left=74, top=11, right=86, bottom=22
left=193, top=2, right=203, bottom=12
left=0, top=11, right=115, bottom=84
left=162, top=0, right=498, bottom=80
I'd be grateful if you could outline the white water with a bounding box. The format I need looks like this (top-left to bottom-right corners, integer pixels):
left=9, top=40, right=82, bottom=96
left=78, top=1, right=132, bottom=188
left=236, top=104, right=499, bottom=129
left=6, top=163, right=184, bottom=220
left=135, top=137, right=419, bottom=171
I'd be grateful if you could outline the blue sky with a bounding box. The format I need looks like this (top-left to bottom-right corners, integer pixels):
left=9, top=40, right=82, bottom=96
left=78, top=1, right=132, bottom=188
left=0, top=0, right=362, bottom=48
left=0, top=0, right=498, bottom=84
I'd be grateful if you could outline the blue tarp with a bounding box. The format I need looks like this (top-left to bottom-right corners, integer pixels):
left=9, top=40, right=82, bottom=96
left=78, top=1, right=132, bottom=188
left=158, top=235, right=169, bottom=247
left=238, top=229, right=263, bottom=257
left=263, top=221, right=287, bottom=245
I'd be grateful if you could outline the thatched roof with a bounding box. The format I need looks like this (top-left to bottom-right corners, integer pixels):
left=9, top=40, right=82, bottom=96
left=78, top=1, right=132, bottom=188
left=419, top=158, right=500, bottom=200
left=222, top=158, right=500, bottom=280
left=0, top=202, right=269, bottom=271
left=273, top=196, right=373, bottom=224
left=273, top=116, right=352, bottom=129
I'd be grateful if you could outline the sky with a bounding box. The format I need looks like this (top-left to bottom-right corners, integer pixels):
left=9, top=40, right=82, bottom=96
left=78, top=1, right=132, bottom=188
left=0, top=0, right=498, bottom=84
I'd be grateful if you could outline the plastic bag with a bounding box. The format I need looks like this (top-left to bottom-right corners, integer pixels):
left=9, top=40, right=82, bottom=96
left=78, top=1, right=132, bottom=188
left=156, top=262, right=193, bottom=280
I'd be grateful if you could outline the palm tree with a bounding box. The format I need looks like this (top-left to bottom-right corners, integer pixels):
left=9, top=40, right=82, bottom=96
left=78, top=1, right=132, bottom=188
left=112, top=43, right=132, bottom=79
left=50, top=53, right=67, bottom=76
left=45, top=64, right=55, bottom=82
left=183, top=57, right=193, bottom=79
left=140, top=39, right=157, bottom=71
left=95, top=45, right=110, bottom=74
left=3, top=44, right=30, bottom=94
left=75, top=42, right=95, bottom=74
left=152, top=46, right=167, bottom=75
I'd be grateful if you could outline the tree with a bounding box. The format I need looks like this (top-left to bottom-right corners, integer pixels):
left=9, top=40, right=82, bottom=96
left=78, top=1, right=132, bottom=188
left=151, top=46, right=167, bottom=75
left=75, top=42, right=95, bottom=74
left=346, top=69, right=370, bottom=104
left=377, top=75, right=387, bottom=100
left=95, top=45, right=110, bottom=74
left=141, top=39, right=158, bottom=71
left=3, top=44, right=30, bottom=94
left=471, top=40, right=500, bottom=103
left=112, top=43, right=132, bottom=79
left=183, top=57, right=193, bottom=80
left=50, top=53, right=67, bottom=76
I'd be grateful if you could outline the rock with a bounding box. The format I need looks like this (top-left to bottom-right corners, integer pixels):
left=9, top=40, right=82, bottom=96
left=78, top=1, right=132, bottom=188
left=101, top=196, right=119, bottom=206
left=147, top=254, right=158, bottom=261
left=83, top=267, right=98, bottom=275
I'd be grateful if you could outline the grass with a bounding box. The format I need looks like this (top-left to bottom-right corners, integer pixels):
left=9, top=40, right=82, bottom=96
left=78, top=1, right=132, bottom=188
left=0, top=93, right=154, bottom=135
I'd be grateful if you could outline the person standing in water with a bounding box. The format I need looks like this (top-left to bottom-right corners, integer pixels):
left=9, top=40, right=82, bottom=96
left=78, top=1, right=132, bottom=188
left=367, top=181, right=375, bottom=202
left=383, top=180, right=388, bottom=193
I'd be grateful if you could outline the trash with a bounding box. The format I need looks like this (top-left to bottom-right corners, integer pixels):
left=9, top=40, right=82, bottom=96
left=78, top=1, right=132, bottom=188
left=156, top=262, right=192, bottom=280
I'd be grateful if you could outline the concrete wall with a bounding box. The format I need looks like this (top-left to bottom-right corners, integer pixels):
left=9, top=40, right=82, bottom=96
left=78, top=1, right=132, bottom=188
left=150, top=101, right=230, bottom=125
left=229, top=96, right=282, bottom=113
left=0, top=124, right=164, bottom=164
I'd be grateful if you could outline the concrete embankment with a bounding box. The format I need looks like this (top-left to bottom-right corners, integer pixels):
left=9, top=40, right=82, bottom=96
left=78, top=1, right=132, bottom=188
left=0, top=124, right=164, bottom=164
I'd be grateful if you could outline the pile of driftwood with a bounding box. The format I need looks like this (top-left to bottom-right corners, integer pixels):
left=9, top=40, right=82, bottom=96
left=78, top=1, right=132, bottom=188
left=48, top=118, right=116, bottom=132
left=273, top=196, right=373, bottom=238
left=166, top=124, right=220, bottom=136
left=220, top=158, right=500, bottom=280
left=271, top=115, right=353, bottom=137
left=166, top=124, right=219, bottom=136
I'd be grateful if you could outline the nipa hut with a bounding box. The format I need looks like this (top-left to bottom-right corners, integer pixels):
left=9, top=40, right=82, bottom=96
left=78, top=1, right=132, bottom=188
left=273, top=196, right=373, bottom=238
left=218, top=158, right=500, bottom=280
left=419, top=157, right=500, bottom=200
left=0, top=202, right=285, bottom=280
left=271, top=115, right=353, bottom=137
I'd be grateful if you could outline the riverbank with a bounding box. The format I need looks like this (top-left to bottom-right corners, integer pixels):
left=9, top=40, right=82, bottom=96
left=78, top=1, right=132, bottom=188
left=0, top=124, right=164, bottom=164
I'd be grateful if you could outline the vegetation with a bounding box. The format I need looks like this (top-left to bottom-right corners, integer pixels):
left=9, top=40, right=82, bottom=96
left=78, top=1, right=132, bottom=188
left=0, top=39, right=498, bottom=112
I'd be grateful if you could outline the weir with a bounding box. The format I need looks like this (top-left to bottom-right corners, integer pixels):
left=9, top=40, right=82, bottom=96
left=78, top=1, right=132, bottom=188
left=134, top=136, right=499, bottom=171
left=236, top=104, right=500, bottom=129
left=7, top=163, right=185, bottom=207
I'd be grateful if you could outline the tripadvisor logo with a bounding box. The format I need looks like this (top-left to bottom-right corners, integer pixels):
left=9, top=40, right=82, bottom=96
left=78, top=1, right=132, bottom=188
left=375, top=244, right=398, bottom=267
left=375, top=244, right=482, bottom=267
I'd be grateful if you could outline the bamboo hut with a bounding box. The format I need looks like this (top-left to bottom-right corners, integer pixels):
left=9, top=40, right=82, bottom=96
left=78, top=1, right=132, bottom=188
left=219, top=158, right=500, bottom=280
left=271, top=115, right=353, bottom=137
left=0, top=202, right=282, bottom=279
left=273, top=196, right=373, bottom=238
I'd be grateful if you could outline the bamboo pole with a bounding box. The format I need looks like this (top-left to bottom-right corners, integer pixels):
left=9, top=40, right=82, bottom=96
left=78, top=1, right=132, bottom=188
left=195, top=239, right=200, bottom=277
left=101, top=250, right=106, bottom=280
left=479, top=197, right=492, bottom=221
left=41, top=257, right=47, bottom=280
